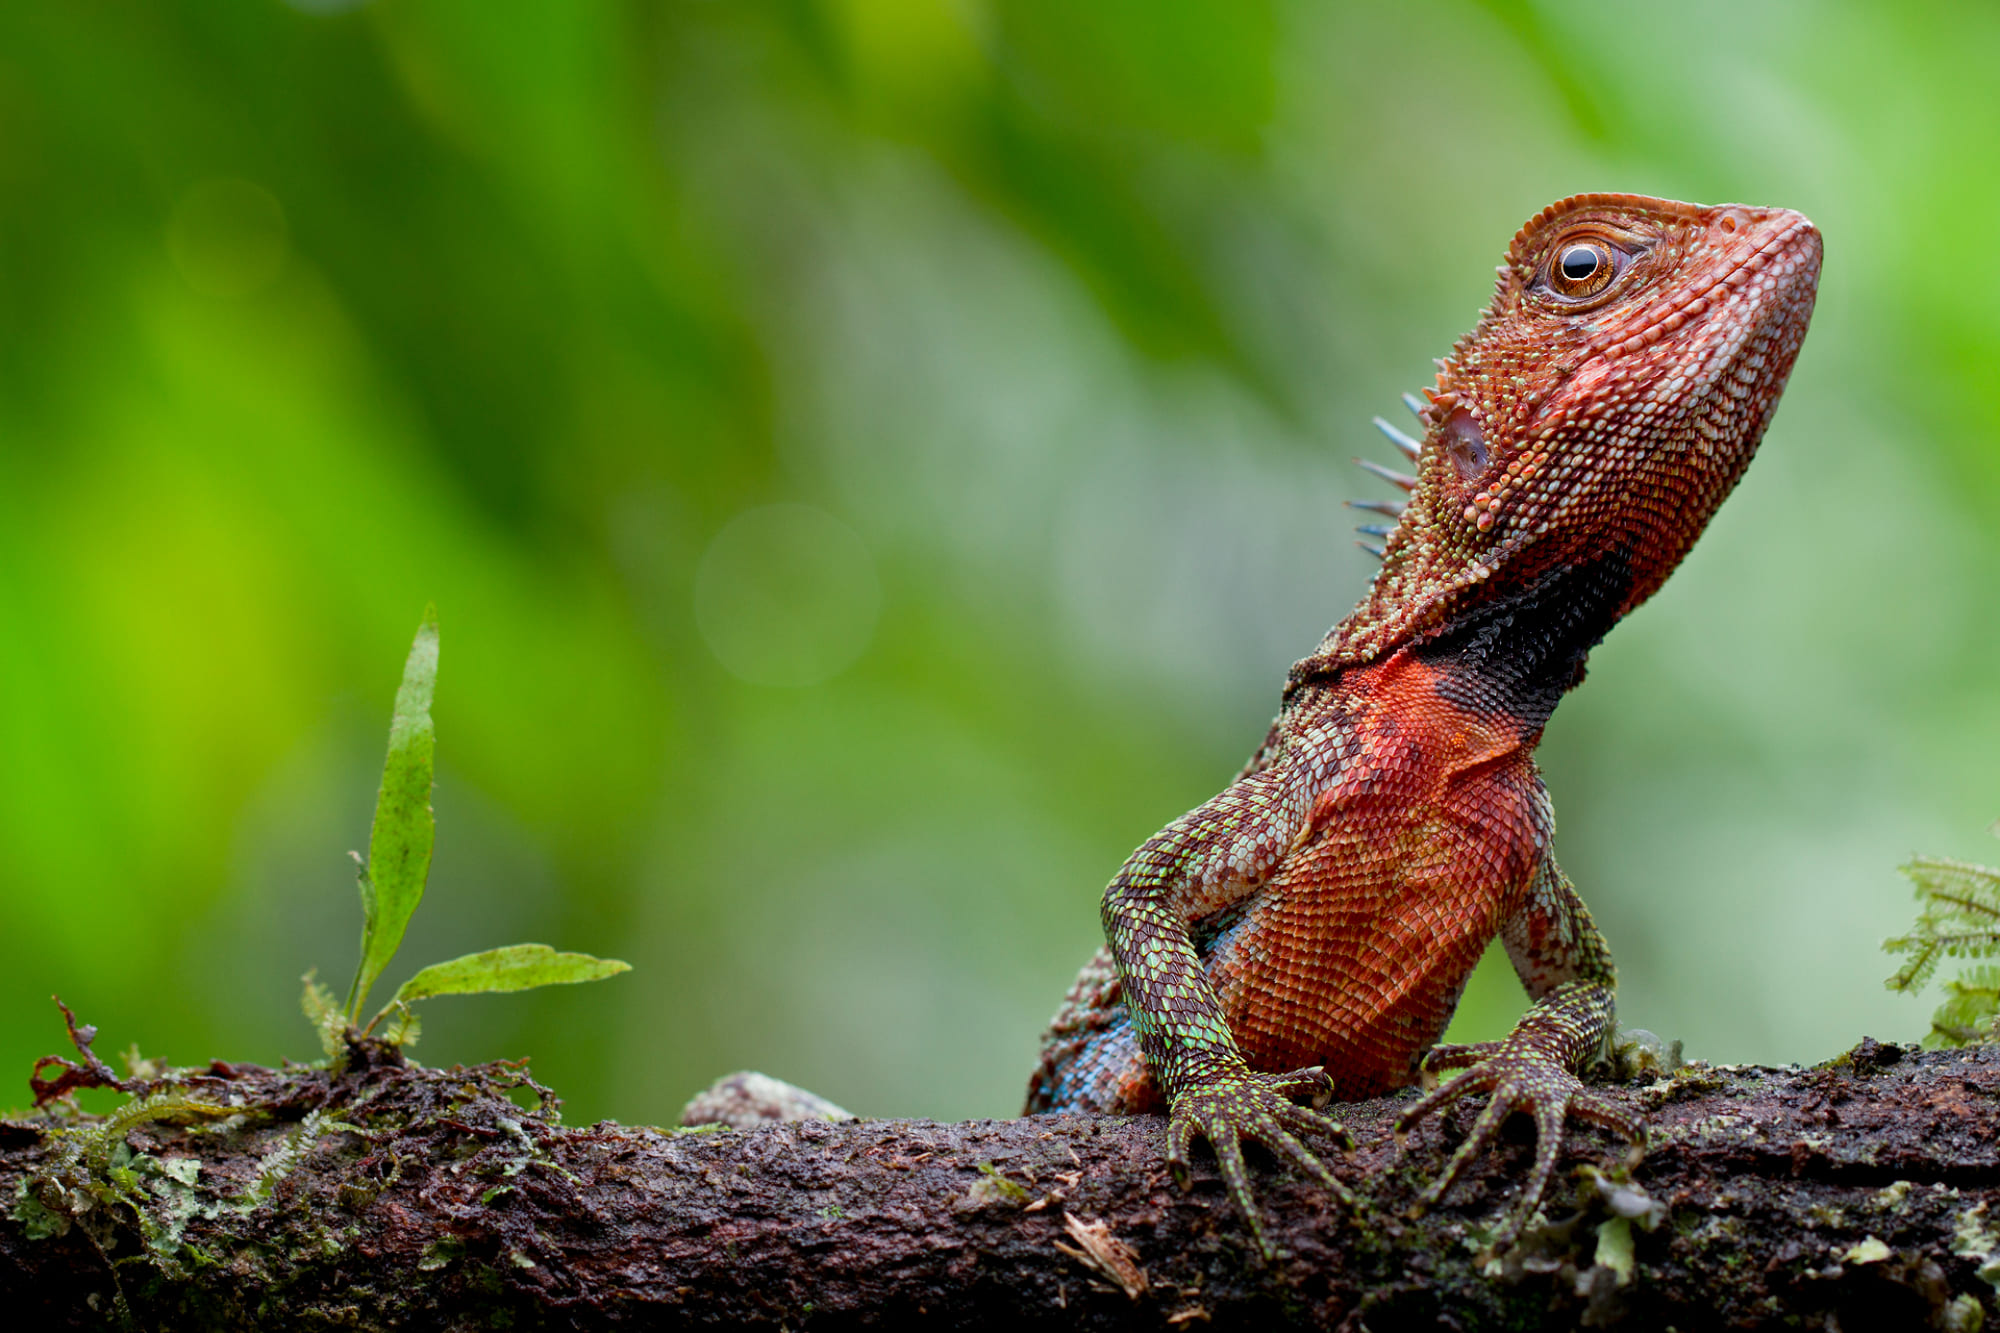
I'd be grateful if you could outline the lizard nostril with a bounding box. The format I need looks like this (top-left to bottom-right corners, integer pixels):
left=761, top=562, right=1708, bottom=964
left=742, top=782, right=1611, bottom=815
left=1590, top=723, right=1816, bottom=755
left=1716, top=209, right=1746, bottom=235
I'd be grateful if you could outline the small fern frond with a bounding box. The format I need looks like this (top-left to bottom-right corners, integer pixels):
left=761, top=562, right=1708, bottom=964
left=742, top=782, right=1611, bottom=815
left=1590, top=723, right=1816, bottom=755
left=300, top=970, right=346, bottom=1063
left=1883, top=932, right=1944, bottom=993
left=1905, top=856, right=2000, bottom=912
left=1885, top=843, right=2000, bottom=1045
left=1932, top=965, right=2000, bottom=1046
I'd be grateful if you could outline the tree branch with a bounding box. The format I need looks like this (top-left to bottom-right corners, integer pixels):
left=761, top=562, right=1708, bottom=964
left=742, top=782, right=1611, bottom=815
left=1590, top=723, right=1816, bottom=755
left=4, top=1037, right=1997, bottom=1329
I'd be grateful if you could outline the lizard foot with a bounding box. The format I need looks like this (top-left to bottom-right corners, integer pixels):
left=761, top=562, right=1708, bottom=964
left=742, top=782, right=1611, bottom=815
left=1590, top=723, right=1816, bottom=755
left=1167, top=1065, right=1354, bottom=1257
left=1394, top=1039, right=1643, bottom=1250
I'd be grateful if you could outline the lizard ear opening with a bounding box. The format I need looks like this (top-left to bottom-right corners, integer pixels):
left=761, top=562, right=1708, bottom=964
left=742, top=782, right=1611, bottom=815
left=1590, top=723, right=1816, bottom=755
left=1442, top=409, right=1487, bottom=482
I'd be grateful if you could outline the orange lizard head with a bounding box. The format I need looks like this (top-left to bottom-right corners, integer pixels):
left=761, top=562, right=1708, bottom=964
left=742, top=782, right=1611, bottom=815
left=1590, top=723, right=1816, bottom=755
left=1331, top=194, right=1822, bottom=673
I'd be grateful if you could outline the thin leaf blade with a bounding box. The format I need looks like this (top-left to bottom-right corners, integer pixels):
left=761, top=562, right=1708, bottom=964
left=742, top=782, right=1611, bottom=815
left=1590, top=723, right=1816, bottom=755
left=389, top=945, right=631, bottom=1007
left=348, top=606, right=440, bottom=1022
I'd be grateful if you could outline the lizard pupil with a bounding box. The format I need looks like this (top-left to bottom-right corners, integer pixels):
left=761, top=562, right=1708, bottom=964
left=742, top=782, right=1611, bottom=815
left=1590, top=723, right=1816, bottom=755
left=1559, top=245, right=1600, bottom=281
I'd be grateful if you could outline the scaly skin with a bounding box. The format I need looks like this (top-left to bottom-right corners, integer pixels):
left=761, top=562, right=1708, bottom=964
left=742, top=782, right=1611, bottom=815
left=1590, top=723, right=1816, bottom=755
left=1025, top=194, right=1823, bottom=1253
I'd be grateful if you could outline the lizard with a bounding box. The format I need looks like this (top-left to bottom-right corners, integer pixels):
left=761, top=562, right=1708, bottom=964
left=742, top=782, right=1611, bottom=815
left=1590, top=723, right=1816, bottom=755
left=1022, top=192, right=1822, bottom=1254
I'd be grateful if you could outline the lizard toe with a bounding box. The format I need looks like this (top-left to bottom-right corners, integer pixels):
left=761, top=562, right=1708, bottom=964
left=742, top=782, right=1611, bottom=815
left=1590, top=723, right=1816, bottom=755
left=1166, top=1110, right=1201, bottom=1191
left=1417, top=1088, right=1515, bottom=1209
left=1265, top=1064, right=1335, bottom=1109
left=1491, top=1092, right=1572, bottom=1247
left=1199, top=1114, right=1274, bottom=1257
left=1274, top=1098, right=1354, bottom=1154
left=1570, top=1085, right=1646, bottom=1146
left=1419, top=1041, right=1501, bottom=1082
left=1394, top=1062, right=1493, bottom=1143
left=1267, top=1123, right=1356, bottom=1206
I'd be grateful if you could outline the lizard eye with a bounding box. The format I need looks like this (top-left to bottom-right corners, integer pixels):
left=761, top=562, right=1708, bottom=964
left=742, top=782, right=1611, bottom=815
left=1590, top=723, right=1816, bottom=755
left=1559, top=245, right=1602, bottom=282
left=1543, top=238, right=1621, bottom=300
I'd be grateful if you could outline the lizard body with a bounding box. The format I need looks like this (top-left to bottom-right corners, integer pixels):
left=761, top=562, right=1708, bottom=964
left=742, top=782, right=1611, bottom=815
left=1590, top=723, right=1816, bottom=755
left=1025, top=193, right=1822, bottom=1250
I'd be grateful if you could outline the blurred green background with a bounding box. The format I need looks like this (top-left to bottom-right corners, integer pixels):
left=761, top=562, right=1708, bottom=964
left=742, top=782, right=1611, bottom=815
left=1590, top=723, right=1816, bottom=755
left=1, top=0, right=1996, bottom=1128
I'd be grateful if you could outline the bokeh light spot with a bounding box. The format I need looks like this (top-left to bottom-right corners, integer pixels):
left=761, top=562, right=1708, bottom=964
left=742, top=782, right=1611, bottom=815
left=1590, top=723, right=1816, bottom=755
left=694, top=505, right=881, bottom=687
left=166, top=178, right=289, bottom=298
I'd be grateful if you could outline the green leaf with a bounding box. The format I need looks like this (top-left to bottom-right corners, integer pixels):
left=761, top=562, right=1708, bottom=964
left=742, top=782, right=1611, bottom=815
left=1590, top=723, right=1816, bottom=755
left=346, top=606, right=440, bottom=1023
left=387, top=944, right=631, bottom=1010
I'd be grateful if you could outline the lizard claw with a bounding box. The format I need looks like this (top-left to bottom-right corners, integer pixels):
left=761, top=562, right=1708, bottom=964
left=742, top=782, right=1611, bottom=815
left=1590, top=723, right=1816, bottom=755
left=1395, top=1040, right=1643, bottom=1250
left=1413, top=1040, right=1491, bottom=1084
left=1166, top=1064, right=1354, bottom=1256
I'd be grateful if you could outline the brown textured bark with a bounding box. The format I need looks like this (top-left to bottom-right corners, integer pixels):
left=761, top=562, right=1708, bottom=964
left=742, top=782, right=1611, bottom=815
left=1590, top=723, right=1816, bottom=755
left=3, top=1037, right=1996, bottom=1330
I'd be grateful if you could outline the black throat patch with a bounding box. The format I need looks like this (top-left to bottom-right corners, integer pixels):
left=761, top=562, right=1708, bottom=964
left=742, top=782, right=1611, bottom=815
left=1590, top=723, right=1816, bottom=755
left=1411, top=548, right=1637, bottom=728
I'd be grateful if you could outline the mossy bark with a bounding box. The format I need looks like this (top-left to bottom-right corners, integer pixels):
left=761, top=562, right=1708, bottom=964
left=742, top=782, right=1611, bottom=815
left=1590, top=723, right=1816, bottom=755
left=3, top=1039, right=1997, bottom=1330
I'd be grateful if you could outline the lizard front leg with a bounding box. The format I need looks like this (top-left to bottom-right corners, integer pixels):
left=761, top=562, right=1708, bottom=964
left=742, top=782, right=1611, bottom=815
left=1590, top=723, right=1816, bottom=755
left=1395, top=852, right=1642, bottom=1248
left=1101, top=752, right=1355, bottom=1253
